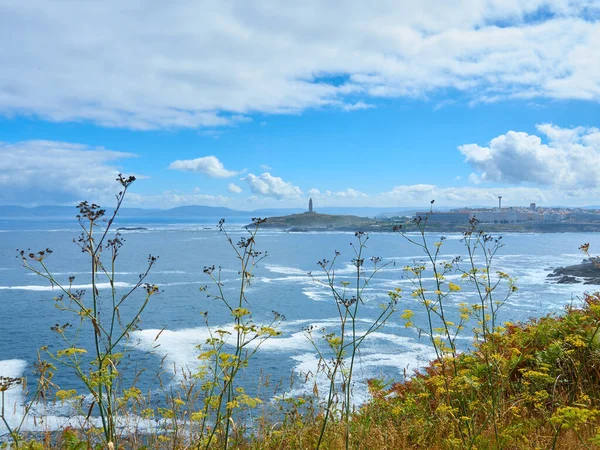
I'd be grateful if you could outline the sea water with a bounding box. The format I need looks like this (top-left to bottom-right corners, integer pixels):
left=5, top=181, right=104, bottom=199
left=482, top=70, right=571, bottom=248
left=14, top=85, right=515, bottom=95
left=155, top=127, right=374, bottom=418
left=1, top=216, right=600, bottom=433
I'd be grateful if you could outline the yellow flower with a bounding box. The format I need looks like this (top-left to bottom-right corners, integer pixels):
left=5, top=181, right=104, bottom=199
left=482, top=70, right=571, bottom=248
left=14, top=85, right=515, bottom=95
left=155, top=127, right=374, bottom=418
left=448, top=283, right=461, bottom=292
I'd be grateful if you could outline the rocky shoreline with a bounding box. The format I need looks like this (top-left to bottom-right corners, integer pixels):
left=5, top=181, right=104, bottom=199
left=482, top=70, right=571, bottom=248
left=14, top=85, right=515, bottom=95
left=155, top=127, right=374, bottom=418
left=547, top=258, right=600, bottom=285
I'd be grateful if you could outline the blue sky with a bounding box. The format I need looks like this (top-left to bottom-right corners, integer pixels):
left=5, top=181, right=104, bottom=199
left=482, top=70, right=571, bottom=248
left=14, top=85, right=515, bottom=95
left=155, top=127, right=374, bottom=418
left=1, top=1, right=600, bottom=210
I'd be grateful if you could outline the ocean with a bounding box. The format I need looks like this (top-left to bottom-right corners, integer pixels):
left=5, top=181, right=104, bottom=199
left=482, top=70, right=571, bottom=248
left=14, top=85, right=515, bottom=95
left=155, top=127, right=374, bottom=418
left=1, top=216, right=600, bottom=433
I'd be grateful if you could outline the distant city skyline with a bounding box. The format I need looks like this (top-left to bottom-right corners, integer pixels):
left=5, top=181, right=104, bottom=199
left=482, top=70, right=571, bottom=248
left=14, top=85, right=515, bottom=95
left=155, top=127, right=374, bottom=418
left=1, top=2, right=599, bottom=209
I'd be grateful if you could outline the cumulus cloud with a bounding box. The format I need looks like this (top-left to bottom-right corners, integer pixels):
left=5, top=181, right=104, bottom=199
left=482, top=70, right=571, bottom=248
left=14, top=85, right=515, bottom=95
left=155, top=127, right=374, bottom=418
left=227, top=183, right=243, bottom=193
left=377, top=184, right=548, bottom=206
left=242, top=173, right=302, bottom=199
left=333, top=188, right=368, bottom=199
left=459, top=124, right=600, bottom=188
left=341, top=102, right=374, bottom=112
left=308, top=188, right=368, bottom=199
left=169, top=156, right=239, bottom=178
left=0, top=140, right=136, bottom=205
left=0, top=1, right=599, bottom=129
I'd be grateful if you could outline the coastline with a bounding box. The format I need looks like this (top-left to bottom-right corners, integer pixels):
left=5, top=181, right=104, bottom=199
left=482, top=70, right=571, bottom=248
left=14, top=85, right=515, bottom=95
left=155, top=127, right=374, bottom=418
left=255, top=221, right=600, bottom=233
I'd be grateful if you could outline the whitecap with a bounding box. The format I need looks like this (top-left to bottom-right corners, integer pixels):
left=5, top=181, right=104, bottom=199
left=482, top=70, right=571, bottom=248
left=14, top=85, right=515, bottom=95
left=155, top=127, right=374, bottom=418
left=264, top=265, right=308, bottom=276
left=302, top=289, right=330, bottom=302
left=0, top=282, right=135, bottom=291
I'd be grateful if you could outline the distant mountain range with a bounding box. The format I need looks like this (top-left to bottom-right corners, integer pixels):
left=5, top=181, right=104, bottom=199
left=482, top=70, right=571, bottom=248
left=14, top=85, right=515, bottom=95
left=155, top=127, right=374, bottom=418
left=0, top=205, right=432, bottom=219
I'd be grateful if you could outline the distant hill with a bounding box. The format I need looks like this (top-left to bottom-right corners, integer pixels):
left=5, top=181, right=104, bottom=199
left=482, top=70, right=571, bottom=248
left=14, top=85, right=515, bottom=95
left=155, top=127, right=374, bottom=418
left=0, top=205, right=83, bottom=217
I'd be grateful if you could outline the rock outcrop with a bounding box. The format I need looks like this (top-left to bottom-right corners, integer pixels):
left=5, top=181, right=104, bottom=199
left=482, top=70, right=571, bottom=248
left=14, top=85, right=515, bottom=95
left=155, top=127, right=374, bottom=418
left=547, top=259, right=600, bottom=285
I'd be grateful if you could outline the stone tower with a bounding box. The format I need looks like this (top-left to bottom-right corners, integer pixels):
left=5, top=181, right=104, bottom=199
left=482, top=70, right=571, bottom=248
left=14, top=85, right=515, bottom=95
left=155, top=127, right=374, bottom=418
left=309, top=198, right=313, bottom=213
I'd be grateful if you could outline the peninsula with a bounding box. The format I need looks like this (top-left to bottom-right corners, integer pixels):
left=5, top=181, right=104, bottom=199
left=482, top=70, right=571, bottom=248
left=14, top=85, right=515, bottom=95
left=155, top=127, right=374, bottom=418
left=249, top=197, right=384, bottom=231
left=255, top=211, right=380, bottom=232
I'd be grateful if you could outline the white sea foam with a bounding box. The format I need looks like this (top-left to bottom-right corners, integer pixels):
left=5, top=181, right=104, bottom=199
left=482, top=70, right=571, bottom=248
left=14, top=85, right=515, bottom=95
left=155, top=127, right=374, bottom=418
left=280, top=330, right=438, bottom=407
left=25, top=270, right=188, bottom=276
left=0, top=360, right=100, bottom=434
left=437, top=234, right=467, bottom=240
left=388, top=254, right=461, bottom=261
left=302, top=289, right=330, bottom=302
left=130, top=318, right=409, bottom=384
left=264, top=265, right=308, bottom=276
left=0, top=358, right=156, bottom=436
left=131, top=323, right=314, bottom=380
left=160, top=281, right=203, bottom=287
left=132, top=327, right=218, bottom=374
left=259, top=275, right=314, bottom=284
left=0, top=282, right=134, bottom=291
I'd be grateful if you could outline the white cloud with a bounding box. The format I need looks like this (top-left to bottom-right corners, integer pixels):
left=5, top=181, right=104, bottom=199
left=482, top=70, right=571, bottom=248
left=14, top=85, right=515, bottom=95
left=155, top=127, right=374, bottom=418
left=227, top=183, right=243, bottom=193
left=242, top=173, right=303, bottom=199
left=341, top=101, right=374, bottom=112
left=378, top=184, right=548, bottom=206
left=169, top=156, right=238, bottom=178
left=0, top=1, right=599, bottom=129
left=309, top=188, right=369, bottom=200
left=459, top=124, right=600, bottom=188
left=260, top=164, right=272, bottom=171
left=0, top=140, right=136, bottom=205
left=333, top=188, right=368, bottom=199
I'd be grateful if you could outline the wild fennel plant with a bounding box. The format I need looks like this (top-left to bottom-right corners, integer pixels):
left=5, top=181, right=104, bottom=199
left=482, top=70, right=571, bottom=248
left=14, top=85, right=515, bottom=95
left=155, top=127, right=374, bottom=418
left=399, top=210, right=517, bottom=448
left=193, top=218, right=284, bottom=449
left=306, top=231, right=397, bottom=450
left=18, top=175, right=159, bottom=448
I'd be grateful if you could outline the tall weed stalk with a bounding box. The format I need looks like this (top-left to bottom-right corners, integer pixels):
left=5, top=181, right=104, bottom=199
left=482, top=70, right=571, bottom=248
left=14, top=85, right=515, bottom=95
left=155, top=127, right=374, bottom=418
left=398, top=209, right=517, bottom=448
left=306, top=231, right=397, bottom=450
left=18, top=175, right=159, bottom=448
left=193, top=218, right=284, bottom=449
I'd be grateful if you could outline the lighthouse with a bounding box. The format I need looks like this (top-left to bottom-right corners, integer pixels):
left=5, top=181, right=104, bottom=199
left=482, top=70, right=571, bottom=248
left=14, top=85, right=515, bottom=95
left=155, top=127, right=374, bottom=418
left=308, top=198, right=313, bottom=213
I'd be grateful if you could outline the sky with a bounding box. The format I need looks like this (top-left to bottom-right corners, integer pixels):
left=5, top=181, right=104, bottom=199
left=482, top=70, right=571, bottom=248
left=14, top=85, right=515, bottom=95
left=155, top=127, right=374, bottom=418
left=1, top=0, right=600, bottom=210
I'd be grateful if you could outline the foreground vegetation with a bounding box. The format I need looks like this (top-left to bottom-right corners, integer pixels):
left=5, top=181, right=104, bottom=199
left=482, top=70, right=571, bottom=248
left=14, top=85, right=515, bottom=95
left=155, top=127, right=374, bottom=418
left=250, top=293, right=600, bottom=449
left=7, top=295, right=600, bottom=449
left=4, top=178, right=600, bottom=449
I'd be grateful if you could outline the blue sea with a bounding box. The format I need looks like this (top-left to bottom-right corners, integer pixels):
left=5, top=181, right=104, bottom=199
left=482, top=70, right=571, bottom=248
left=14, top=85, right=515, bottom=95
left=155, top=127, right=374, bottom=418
left=2, top=215, right=600, bottom=433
